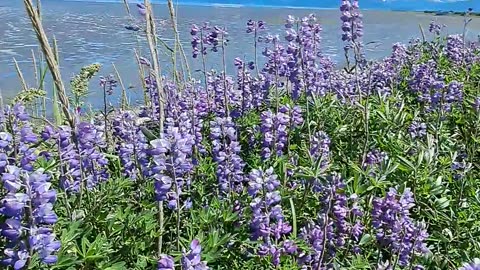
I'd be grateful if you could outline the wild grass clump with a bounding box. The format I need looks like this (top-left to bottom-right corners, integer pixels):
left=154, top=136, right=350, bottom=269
left=1, top=0, right=480, bottom=269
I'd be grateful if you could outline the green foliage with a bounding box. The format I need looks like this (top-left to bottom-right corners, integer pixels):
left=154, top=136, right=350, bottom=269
left=7, top=18, right=480, bottom=270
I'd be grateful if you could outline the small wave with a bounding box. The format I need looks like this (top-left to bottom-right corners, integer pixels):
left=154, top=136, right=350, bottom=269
left=0, top=50, right=22, bottom=57
left=211, top=3, right=244, bottom=8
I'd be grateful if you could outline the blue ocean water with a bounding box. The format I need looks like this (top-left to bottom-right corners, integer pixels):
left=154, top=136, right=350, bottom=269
left=1, top=0, right=480, bottom=108
left=63, top=0, right=479, bottom=12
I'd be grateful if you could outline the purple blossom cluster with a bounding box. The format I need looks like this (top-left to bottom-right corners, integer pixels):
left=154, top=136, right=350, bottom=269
left=206, top=71, right=238, bottom=117
left=210, top=117, right=245, bottom=194
left=428, top=20, right=445, bottom=36
left=0, top=104, right=60, bottom=269
left=246, top=19, right=265, bottom=34
left=164, top=80, right=206, bottom=155
left=7, top=0, right=480, bottom=267
left=408, top=121, right=427, bottom=139
left=157, top=254, right=175, bottom=270
left=309, top=131, right=331, bottom=172
left=181, top=239, right=209, bottom=270
left=298, top=175, right=363, bottom=269
left=157, top=240, right=208, bottom=270
left=248, top=167, right=292, bottom=266
left=42, top=122, right=109, bottom=193
left=141, top=74, right=164, bottom=121
left=340, top=0, right=364, bottom=54
left=112, top=111, right=150, bottom=179
left=460, top=259, right=480, bottom=270
left=137, top=3, right=146, bottom=17
left=234, top=57, right=256, bottom=114
left=283, top=14, right=326, bottom=99
left=1, top=167, right=61, bottom=269
left=409, top=60, right=464, bottom=113
left=451, top=153, right=470, bottom=181
left=0, top=104, right=35, bottom=173
left=260, top=109, right=289, bottom=160
left=365, top=149, right=388, bottom=166
left=260, top=105, right=302, bottom=160
left=372, top=188, right=429, bottom=267
left=151, top=126, right=195, bottom=210
left=446, top=34, right=465, bottom=65
left=99, top=74, right=118, bottom=95
left=190, top=23, right=228, bottom=58
left=473, top=97, right=480, bottom=112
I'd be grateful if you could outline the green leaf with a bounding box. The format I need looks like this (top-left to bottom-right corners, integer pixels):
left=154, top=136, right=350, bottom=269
left=359, top=234, right=373, bottom=246
left=434, top=197, right=450, bottom=209
left=104, top=262, right=127, bottom=270
left=397, top=155, right=415, bottom=172
left=289, top=198, right=297, bottom=238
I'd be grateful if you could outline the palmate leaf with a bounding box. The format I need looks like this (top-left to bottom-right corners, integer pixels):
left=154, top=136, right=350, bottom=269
left=103, top=261, right=127, bottom=270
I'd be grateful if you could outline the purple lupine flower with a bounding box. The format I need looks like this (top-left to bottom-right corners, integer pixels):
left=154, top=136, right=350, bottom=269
left=163, top=79, right=208, bottom=156
left=234, top=57, right=255, bottom=115
left=246, top=19, right=265, bottom=33
left=261, top=34, right=289, bottom=95
left=443, top=80, right=464, bottom=113
left=192, top=22, right=228, bottom=56
left=290, top=106, right=304, bottom=128
left=210, top=117, right=245, bottom=194
left=460, top=259, right=480, bottom=270
left=1, top=243, right=29, bottom=270
left=76, top=122, right=109, bottom=188
left=299, top=174, right=364, bottom=269
left=190, top=24, right=200, bottom=36
left=294, top=14, right=327, bottom=98
left=284, top=15, right=295, bottom=28
left=141, top=74, right=165, bottom=121
left=260, top=107, right=291, bottom=160
left=157, top=254, right=175, bottom=270
left=309, top=131, right=330, bottom=172
left=0, top=104, right=35, bottom=173
left=0, top=166, right=60, bottom=268
left=100, top=74, right=117, bottom=95
left=446, top=34, right=464, bottom=65
left=191, top=34, right=202, bottom=59
left=428, top=20, right=445, bottom=36
left=53, top=126, right=80, bottom=192
left=151, top=126, right=195, bottom=209
left=451, top=153, right=471, bottom=180
left=283, top=240, right=298, bottom=255
left=248, top=167, right=292, bottom=266
left=41, top=122, right=109, bottom=193
left=372, top=188, right=429, bottom=267
left=0, top=105, right=60, bottom=269
left=139, top=57, right=152, bottom=67
left=473, top=97, right=480, bottom=112
left=208, top=26, right=228, bottom=53
left=190, top=23, right=218, bottom=58
left=365, top=149, right=387, bottom=166
left=181, top=239, right=209, bottom=270
left=340, top=0, right=364, bottom=54
left=408, top=121, right=427, bottom=139
left=112, top=110, right=150, bottom=179
left=409, top=60, right=449, bottom=113
left=206, top=71, right=239, bottom=117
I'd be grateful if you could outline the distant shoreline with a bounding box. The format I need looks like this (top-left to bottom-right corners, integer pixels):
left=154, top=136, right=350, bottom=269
left=62, top=0, right=478, bottom=15
left=422, top=10, right=479, bottom=17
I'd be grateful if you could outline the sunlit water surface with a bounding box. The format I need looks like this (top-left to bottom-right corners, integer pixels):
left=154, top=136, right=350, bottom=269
left=1, top=0, right=479, bottom=107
